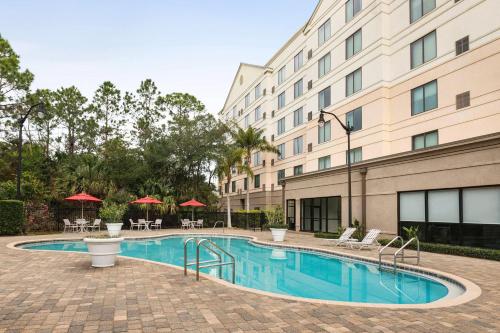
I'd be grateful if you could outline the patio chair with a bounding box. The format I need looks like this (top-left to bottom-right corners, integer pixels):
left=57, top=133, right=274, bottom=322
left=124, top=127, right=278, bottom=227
left=151, top=219, right=162, bottom=230
left=346, top=229, right=381, bottom=250
left=138, top=219, right=147, bottom=230
left=130, top=219, right=141, bottom=230
left=195, top=219, right=203, bottom=229
left=324, top=227, right=356, bottom=246
left=63, top=219, right=78, bottom=233
left=87, top=219, right=101, bottom=232
left=181, top=219, right=191, bottom=230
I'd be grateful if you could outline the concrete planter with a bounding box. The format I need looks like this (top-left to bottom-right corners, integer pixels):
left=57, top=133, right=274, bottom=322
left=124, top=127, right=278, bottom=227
left=270, top=228, right=287, bottom=242
left=106, top=223, right=123, bottom=237
left=84, top=237, right=123, bottom=267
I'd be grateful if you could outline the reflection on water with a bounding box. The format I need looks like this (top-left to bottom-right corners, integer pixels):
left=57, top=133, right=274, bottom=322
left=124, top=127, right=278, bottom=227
left=23, top=236, right=449, bottom=304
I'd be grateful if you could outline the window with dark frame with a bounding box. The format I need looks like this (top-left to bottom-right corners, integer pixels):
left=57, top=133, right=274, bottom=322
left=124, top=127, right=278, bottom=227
left=412, top=130, right=438, bottom=150
left=294, top=79, right=303, bottom=99
left=231, top=181, right=236, bottom=193
left=411, top=30, right=436, bottom=69
left=293, top=165, right=303, bottom=176
left=294, top=50, right=303, bottom=72
left=346, top=0, right=362, bottom=23
left=346, top=29, right=362, bottom=59
left=277, top=169, right=285, bottom=184
left=254, top=174, right=260, bottom=188
left=455, top=36, right=469, bottom=56
left=346, top=68, right=362, bottom=96
left=318, top=86, right=331, bottom=110
left=411, top=80, right=438, bottom=115
left=293, top=107, right=303, bottom=127
left=346, top=147, right=362, bottom=164
left=410, top=0, right=436, bottom=23
left=346, top=107, right=362, bottom=132
left=278, top=92, right=286, bottom=109
left=244, top=177, right=248, bottom=191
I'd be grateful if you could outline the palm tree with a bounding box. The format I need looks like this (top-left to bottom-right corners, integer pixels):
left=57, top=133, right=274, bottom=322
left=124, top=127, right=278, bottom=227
left=231, top=126, right=278, bottom=212
left=216, top=146, right=245, bottom=228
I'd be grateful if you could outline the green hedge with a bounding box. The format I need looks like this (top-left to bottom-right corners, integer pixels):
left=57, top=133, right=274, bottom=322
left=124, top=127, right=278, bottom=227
left=379, top=239, right=500, bottom=262
left=314, top=232, right=340, bottom=239
left=0, top=200, right=25, bottom=235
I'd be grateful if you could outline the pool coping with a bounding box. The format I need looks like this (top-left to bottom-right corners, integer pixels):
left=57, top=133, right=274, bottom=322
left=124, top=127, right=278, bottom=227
left=8, top=232, right=482, bottom=309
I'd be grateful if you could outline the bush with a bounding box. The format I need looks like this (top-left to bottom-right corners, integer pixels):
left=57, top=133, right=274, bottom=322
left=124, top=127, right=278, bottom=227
left=264, top=206, right=286, bottom=229
left=379, top=239, right=500, bottom=261
left=0, top=200, right=25, bottom=235
left=314, top=232, right=340, bottom=239
left=99, top=201, right=128, bottom=224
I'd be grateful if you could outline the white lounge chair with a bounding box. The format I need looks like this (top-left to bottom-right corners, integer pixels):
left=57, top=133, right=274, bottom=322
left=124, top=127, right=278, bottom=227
left=346, top=229, right=381, bottom=250
left=195, top=219, right=203, bottom=229
left=130, top=219, right=141, bottom=230
left=325, top=227, right=356, bottom=246
left=63, top=219, right=78, bottom=233
left=151, top=219, right=162, bottom=230
left=87, top=219, right=101, bottom=232
left=181, top=219, right=191, bottom=230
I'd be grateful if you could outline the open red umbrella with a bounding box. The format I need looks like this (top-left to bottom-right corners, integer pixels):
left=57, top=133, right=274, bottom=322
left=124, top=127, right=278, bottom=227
left=65, top=192, right=102, bottom=218
left=180, top=199, right=206, bottom=221
left=130, top=196, right=163, bottom=221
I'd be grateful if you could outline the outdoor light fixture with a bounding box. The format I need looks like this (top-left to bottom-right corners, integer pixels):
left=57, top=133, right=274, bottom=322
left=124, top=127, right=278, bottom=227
left=318, top=109, right=354, bottom=227
left=16, top=102, right=46, bottom=199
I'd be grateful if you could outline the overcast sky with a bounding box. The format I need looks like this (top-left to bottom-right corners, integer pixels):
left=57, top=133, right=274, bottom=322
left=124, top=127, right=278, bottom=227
left=1, top=0, right=317, bottom=115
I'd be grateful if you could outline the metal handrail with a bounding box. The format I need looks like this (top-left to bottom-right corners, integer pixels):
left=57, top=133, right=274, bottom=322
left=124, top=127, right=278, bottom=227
left=394, top=237, right=420, bottom=271
left=183, top=237, right=236, bottom=284
left=213, top=220, right=225, bottom=233
left=378, top=236, right=403, bottom=269
left=197, top=239, right=235, bottom=284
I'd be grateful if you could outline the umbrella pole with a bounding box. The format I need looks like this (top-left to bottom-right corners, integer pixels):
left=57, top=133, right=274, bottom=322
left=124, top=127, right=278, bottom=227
left=147, top=205, right=149, bottom=221
left=192, top=207, right=194, bottom=221
left=81, top=201, right=84, bottom=219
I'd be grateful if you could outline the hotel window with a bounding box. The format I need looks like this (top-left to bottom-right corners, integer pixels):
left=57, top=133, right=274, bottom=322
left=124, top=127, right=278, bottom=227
left=245, top=93, right=250, bottom=108
left=456, top=36, right=469, bottom=56
left=254, top=106, right=262, bottom=121
left=346, top=68, right=362, bottom=97
left=244, top=114, right=249, bottom=128
left=224, top=182, right=229, bottom=193
left=345, top=0, right=362, bottom=23
left=318, top=86, right=331, bottom=110
left=232, top=106, right=237, bottom=118
left=410, top=0, right=436, bottom=23
left=293, top=165, right=303, bottom=176
left=231, top=181, right=236, bottom=193
left=411, top=31, right=436, bottom=69
left=318, top=120, right=331, bottom=144
left=277, top=117, right=285, bottom=135
left=411, top=80, right=437, bottom=115
left=346, top=29, right=362, bottom=59
left=255, top=83, right=262, bottom=99
left=346, top=147, right=362, bottom=164
left=277, top=143, right=285, bottom=160
left=277, top=169, right=286, bottom=184
left=318, top=52, right=331, bottom=78
left=243, top=177, right=248, bottom=191
left=253, top=151, right=261, bottom=166
left=412, top=130, right=438, bottom=150
left=278, top=66, right=286, bottom=85
left=294, top=79, right=303, bottom=99
left=346, top=107, right=362, bottom=132
left=294, top=50, right=303, bottom=72
left=293, top=136, right=303, bottom=155
left=318, top=156, right=331, bottom=170
left=278, top=92, right=286, bottom=109
left=254, top=175, right=260, bottom=188
left=293, top=107, right=303, bottom=127
left=318, top=19, right=331, bottom=46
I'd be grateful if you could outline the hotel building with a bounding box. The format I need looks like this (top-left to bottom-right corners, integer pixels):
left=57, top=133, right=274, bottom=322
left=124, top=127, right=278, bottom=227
left=219, top=0, right=500, bottom=248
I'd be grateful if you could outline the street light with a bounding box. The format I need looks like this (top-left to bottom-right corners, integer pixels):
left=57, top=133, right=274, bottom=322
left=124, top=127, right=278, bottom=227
left=318, top=109, right=353, bottom=227
left=16, top=102, right=46, bottom=199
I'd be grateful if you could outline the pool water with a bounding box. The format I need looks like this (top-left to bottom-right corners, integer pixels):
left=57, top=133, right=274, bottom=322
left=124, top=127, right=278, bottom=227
left=21, top=236, right=453, bottom=304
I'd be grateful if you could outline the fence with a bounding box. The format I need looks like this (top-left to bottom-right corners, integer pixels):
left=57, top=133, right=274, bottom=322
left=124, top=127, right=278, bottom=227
left=26, top=204, right=268, bottom=233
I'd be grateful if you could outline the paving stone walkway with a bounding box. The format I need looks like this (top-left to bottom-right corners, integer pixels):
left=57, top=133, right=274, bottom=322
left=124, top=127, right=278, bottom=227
left=1, top=229, right=499, bottom=333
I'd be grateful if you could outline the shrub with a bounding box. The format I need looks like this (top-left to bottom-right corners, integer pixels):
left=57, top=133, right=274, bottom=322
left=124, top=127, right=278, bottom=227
left=314, top=232, right=340, bottom=239
left=0, top=200, right=25, bottom=235
left=99, top=201, right=128, bottom=224
left=379, top=239, right=500, bottom=261
left=264, top=206, right=286, bottom=229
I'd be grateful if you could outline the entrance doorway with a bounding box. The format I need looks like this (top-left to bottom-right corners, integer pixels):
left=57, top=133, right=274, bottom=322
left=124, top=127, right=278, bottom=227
left=300, top=196, right=341, bottom=232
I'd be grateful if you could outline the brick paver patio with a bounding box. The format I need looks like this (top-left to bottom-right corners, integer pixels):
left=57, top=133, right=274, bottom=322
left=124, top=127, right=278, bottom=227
left=1, top=229, right=499, bottom=333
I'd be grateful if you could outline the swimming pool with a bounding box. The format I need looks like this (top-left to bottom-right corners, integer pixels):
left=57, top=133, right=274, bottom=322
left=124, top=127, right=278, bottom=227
left=20, top=235, right=462, bottom=305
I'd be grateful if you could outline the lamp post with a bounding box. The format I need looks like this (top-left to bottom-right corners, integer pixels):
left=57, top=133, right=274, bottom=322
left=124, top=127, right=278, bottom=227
left=16, top=102, right=45, bottom=199
left=318, top=109, right=353, bottom=227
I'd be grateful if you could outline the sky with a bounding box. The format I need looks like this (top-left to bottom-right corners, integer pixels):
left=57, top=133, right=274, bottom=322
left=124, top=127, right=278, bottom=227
left=1, top=0, right=318, bottom=115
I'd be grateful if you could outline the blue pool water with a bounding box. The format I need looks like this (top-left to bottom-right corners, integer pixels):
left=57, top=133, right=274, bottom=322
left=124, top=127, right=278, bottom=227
left=21, top=236, right=452, bottom=304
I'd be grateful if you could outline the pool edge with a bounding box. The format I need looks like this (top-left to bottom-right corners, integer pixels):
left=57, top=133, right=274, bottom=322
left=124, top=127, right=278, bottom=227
left=7, top=232, right=482, bottom=309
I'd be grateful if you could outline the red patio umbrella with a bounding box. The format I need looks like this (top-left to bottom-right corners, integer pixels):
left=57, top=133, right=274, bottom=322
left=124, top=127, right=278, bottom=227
left=65, top=192, right=102, bottom=218
left=130, top=196, right=163, bottom=221
left=180, top=199, right=206, bottom=221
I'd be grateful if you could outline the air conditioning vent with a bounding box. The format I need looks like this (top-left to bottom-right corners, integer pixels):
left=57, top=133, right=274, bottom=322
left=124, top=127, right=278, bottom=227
left=271, top=110, right=275, bottom=118
left=271, top=134, right=275, bottom=142
left=308, top=143, right=313, bottom=152
left=272, top=86, right=275, bottom=94
left=308, top=80, right=313, bottom=90
left=308, top=49, right=313, bottom=59
left=262, top=160, right=266, bottom=167
left=263, top=88, right=267, bottom=96
left=308, top=111, right=312, bottom=121
left=263, top=112, right=266, bottom=119
left=271, top=159, right=275, bottom=166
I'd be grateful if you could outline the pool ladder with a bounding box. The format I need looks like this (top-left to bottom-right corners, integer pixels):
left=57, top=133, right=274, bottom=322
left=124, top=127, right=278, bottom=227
left=184, top=238, right=236, bottom=284
left=378, top=236, right=420, bottom=272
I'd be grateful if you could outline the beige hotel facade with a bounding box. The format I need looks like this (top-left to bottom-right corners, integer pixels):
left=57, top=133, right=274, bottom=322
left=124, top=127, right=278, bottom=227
left=219, top=0, right=500, bottom=248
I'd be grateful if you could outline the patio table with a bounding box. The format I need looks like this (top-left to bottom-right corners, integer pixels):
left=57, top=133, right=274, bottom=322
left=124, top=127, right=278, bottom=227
left=75, top=219, right=88, bottom=232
